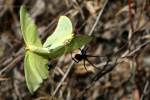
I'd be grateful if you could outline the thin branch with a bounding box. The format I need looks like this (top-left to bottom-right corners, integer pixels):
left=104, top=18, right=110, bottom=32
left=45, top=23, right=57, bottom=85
left=52, top=0, right=109, bottom=97
left=89, top=0, right=108, bottom=36
left=128, top=0, right=134, bottom=33
left=52, top=61, right=74, bottom=96
left=0, top=55, right=23, bottom=75
left=140, top=81, right=149, bottom=100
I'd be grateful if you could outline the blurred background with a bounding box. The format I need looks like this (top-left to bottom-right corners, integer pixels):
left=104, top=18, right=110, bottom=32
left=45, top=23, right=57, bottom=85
left=0, top=0, right=150, bottom=100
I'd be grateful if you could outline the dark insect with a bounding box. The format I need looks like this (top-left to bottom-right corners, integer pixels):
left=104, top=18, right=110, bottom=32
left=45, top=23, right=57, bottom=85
left=71, top=48, right=106, bottom=73
left=47, top=62, right=53, bottom=71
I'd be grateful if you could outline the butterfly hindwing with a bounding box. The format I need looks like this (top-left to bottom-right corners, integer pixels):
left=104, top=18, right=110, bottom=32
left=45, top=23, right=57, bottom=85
left=24, top=51, right=48, bottom=94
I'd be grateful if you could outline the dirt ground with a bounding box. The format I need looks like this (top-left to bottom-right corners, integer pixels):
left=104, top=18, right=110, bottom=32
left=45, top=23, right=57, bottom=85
left=0, top=0, right=150, bottom=100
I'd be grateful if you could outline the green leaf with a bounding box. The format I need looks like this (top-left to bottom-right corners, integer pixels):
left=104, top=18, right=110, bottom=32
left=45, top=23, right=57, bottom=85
left=43, top=15, right=92, bottom=58
left=43, top=16, right=74, bottom=49
left=66, top=35, right=92, bottom=52
left=47, top=35, right=92, bottom=59
left=24, top=51, right=48, bottom=94
left=20, top=5, right=42, bottom=47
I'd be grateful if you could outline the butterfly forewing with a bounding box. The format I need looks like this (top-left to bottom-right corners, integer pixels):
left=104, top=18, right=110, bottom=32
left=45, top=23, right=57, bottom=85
left=20, top=6, right=42, bottom=47
left=43, top=16, right=73, bottom=49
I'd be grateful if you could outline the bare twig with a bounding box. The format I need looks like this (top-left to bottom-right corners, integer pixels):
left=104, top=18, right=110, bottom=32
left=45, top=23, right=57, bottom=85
left=128, top=0, right=134, bottom=33
left=0, top=55, right=23, bottom=75
left=76, top=34, right=150, bottom=98
left=0, top=77, right=9, bottom=81
left=52, top=0, right=109, bottom=97
left=135, top=0, right=147, bottom=30
left=140, top=80, right=149, bottom=100
left=89, top=0, right=108, bottom=36
left=125, top=40, right=150, bottom=57
left=77, top=59, right=117, bottom=98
